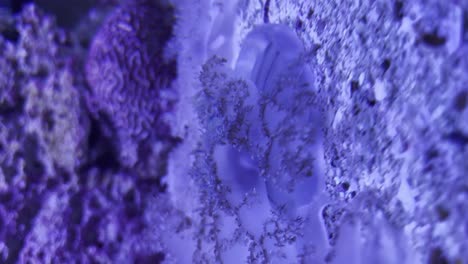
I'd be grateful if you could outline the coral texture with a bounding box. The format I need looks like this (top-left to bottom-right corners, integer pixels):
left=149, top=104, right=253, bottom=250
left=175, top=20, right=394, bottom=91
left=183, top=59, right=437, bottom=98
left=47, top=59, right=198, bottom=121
left=85, top=0, right=177, bottom=167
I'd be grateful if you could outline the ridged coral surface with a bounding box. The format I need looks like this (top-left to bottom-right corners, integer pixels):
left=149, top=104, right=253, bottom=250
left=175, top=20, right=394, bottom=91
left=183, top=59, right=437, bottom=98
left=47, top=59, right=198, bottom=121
left=85, top=0, right=177, bottom=167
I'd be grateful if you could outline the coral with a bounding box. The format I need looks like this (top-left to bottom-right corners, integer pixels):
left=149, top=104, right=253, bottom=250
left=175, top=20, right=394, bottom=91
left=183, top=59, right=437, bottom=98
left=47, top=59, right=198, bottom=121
left=24, top=68, right=89, bottom=173
left=190, top=23, right=328, bottom=262
left=0, top=56, right=15, bottom=108
left=85, top=0, right=178, bottom=167
left=0, top=4, right=171, bottom=263
left=196, top=24, right=325, bottom=209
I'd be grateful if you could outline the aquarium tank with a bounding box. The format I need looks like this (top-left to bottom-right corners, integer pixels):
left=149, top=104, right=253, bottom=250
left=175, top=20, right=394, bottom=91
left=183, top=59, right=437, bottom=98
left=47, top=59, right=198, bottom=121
left=0, top=0, right=467, bottom=263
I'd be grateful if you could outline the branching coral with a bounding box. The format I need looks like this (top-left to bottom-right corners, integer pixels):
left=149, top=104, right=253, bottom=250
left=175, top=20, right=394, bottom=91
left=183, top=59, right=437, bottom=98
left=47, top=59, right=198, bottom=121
left=197, top=24, right=325, bottom=210
left=192, top=24, right=328, bottom=263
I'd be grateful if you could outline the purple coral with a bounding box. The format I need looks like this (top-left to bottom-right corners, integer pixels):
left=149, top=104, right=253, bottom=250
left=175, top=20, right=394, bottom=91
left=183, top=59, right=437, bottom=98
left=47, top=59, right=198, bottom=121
left=85, top=0, right=177, bottom=167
